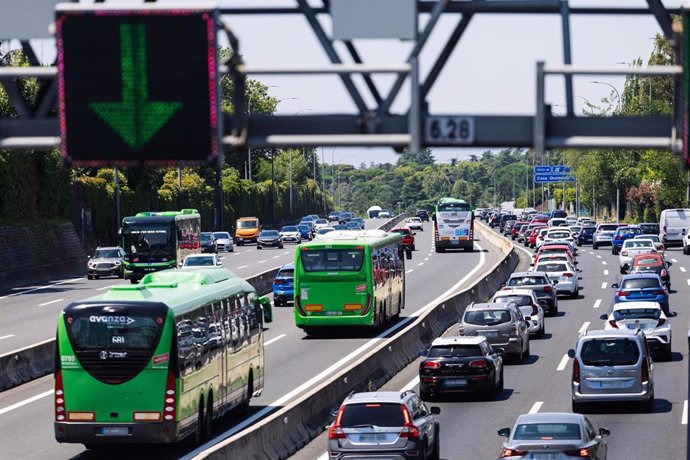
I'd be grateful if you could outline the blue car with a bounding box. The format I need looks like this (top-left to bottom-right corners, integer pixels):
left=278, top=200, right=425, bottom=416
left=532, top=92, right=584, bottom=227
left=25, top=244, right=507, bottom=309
left=611, top=273, right=669, bottom=313
left=273, top=263, right=294, bottom=306
left=611, top=225, right=642, bottom=255
left=296, top=224, right=312, bottom=241
left=576, top=226, right=595, bottom=246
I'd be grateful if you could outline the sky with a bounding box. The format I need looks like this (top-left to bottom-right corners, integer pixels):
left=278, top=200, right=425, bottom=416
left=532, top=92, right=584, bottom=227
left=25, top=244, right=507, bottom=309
left=4, top=0, right=685, bottom=167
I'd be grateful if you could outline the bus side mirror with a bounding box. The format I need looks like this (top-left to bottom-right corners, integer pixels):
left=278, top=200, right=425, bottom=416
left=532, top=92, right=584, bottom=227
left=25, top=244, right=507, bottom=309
left=406, top=248, right=412, bottom=260
left=259, top=296, right=273, bottom=323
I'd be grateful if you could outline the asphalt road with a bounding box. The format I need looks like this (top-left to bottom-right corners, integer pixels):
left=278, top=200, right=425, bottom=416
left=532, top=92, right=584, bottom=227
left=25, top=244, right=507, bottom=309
left=0, top=220, right=506, bottom=460
left=291, top=225, right=690, bottom=460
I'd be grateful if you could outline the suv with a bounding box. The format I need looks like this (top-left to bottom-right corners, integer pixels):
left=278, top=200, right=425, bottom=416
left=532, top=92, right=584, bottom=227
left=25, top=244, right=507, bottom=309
left=200, top=232, right=217, bottom=253
left=568, top=329, right=654, bottom=412
left=638, top=222, right=659, bottom=235
left=87, top=246, right=124, bottom=279
left=458, top=302, right=530, bottom=363
left=272, top=263, right=294, bottom=306
left=419, top=336, right=504, bottom=401
left=328, top=391, right=441, bottom=460
left=502, top=271, right=558, bottom=316
left=592, top=223, right=619, bottom=249
left=416, top=209, right=430, bottom=222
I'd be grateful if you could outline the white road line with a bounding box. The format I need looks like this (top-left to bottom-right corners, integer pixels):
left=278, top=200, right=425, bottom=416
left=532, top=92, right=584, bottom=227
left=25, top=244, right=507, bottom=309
left=528, top=401, right=544, bottom=414
left=96, top=285, right=116, bottom=291
left=424, top=257, right=429, bottom=261
left=579, top=322, right=590, bottom=334
left=592, top=299, right=602, bottom=309
left=38, top=298, right=63, bottom=307
left=596, top=255, right=602, bottom=259
left=0, top=390, right=53, bottom=416
left=264, top=334, right=286, bottom=346
left=283, top=251, right=290, bottom=255
left=687, top=279, right=690, bottom=286
left=418, top=262, right=424, bottom=266
left=0, top=277, right=82, bottom=301
left=0, top=334, right=14, bottom=341
left=556, top=354, right=570, bottom=371
left=603, top=270, right=609, bottom=276
left=681, top=267, right=687, bottom=273
left=233, top=253, right=240, bottom=256
left=406, top=269, right=414, bottom=274
left=601, top=282, right=607, bottom=289
left=601, top=261, right=607, bottom=265
left=258, top=260, right=266, bottom=264
left=401, top=376, right=420, bottom=393
left=672, top=258, right=678, bottom=263
left=272, top=255, right=280, bottom=259
left=589, top=251, right=595, bottom=255
left=237, top=265, right=248, bottom=269
left=682, top=400, right=688, bottom=425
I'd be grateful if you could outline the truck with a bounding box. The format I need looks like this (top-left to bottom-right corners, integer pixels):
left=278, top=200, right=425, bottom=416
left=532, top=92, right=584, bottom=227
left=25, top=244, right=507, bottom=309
left=235, top=216, right=261, bottom=246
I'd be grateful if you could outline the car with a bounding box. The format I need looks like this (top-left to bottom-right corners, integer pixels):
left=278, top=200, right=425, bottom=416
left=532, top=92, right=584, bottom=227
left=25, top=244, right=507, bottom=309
left=659, top=208, right=690, bottom=247
left=629, top=253, right=671, bottom=289
left=272, top=263, right=294, bottom=306
left=683, top=226, right=690, bottom=254
left=338, top=212, right=355, bottom=224
left=350, top=218, right=366, bottom=229
left=534, top=227, right=550, bottom=249
left=534, top=243, right=576, bottom=263
left=618, top=238, right=656, bottom=274
left=576, top=226, right=596, bottom=246
left=315, top=227, right=336, bottom=239
left=256, top=230, right=283, bottom=249
left=212, top=231, right=234, bottom=252
left=547, top=217, right=567, bottom=227
left=567, top=225, right=581, bottom=238
left=313, top=218, right=330, bottom=231
left=296, top=224, right=313, bottom=241
left=416, top=209, right=430, bottom=222
left=279, top=225, right=302, bottom=244
left=419, top=336, right=504, bottom=401
left=498, top=412, right=610, bottom=460
left=592, top=223, right=619, bottom=249
left=533, top=260, right=580, bottom=299
left=299, top=219, right=316, bottom=235
left=576, top=216, right=594, bottom=225
left=345, top=221, right=361, bottom=230
left=568, top=329, right=654, bottom=412
left=600, top=301, right=673, bottom=361
left=181, top=253, right=222, bottom=267
left=328, top=211, right=341, bottom=221
left=498, top=214, right=517, bottom=233
left=638, top=222, right=659, bottom=235
left=502, top=219, right=517, bottom=236
left=511, top=222, right=528, bottom=240
left=332, top=224, right=349, bottom=231
left=390, top=227, right=415, bottom=251
left=503, top=271, right=558, bottom=316
left=379, top=209, right=391, bottom=218
left=200, top=231, right=217, bottom=253
left=405, top=217, right=424, bottom=231
left=458, top=302, right=530, bottom=363
left=565, top=216, right=578, bottom=225
left=611, top=273, right=670, bottom=314
left=611, top=225, right=642, bottom=255
left=87, top=246, right=124, bottom=279
left=550, top=209, right=568, bottom=219
left=491, top=289, right=545, bottom=338
left=328, top=390, right=440, bottom=460
left=544, top=228, right=577, bottom=254
left=634, top=233, right=664, bottom=256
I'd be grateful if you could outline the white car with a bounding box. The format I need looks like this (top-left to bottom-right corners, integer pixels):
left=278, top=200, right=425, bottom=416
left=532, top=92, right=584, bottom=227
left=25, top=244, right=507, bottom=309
left=684, top=227, right=690, bottom=255
left=212, top=231, right=234, bottom=252
left=181, top=254, right=222, bottom=267
left=544, top=228, right=577, bottom=254
left=532, top=253, right=576, bottom=269
left=634, top=234, right=664, bottom=256
left=279, top=225, right=302, bottom=243
left=534, top=260, right=580, bottom=298
left=535, top=228, right=550, bottom=249
left=315, top=227, right=336, bottom=239
left=600, top=301, right=673, bottom=361
left=491, top=288, right=545, bottom=338
left=405, top=217, right=424, bottom=231
left=565, top=217, right=578, bottom=225
left=619, top=238, right=657, bottom=274
left=313, top=219, right=330, bottom=231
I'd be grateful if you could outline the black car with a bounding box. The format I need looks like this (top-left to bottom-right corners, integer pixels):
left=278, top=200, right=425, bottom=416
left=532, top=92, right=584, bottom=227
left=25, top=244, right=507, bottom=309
left=200, top=232, right=217, bottom=253
left=639, top=222, right=660, bottom=235
left=257, top=230, right=283, bottom=249
left=576, top=226, right=595, bottom=246
left=499, top=214, right=517, bottom=233
left=416, top=209, right=430, bottom=222
left=420, top=336, right=504, bottom=401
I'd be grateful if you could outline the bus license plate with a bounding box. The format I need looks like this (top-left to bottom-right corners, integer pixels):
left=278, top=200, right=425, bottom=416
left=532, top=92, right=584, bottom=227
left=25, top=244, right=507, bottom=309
left=326, top=311, right=342, bottom=316
left=99, top=427, right=130, bottom=436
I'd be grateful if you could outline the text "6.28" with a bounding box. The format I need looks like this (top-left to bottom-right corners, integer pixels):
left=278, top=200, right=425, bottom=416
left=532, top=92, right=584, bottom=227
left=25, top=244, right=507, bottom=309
left=425, top=116, right=475, bottom=145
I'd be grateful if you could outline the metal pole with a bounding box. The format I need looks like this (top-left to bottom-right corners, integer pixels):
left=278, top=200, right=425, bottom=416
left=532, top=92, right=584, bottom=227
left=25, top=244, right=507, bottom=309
left=321, top=147, right=327, bottom=214
left=248, top=95, right=252, bottom=181
left=271, top=151, right=276, bottom=223
left=616, top=187, right=620, bottom=224
left=114, top=166, right=121, bottom=235
left=215, top=160, right=223, bottom=231
left=289, top=152, right=293, bottom=220
left=560, top=0, right=575, bottom=116
left=409, top=56, right=421, bottom=155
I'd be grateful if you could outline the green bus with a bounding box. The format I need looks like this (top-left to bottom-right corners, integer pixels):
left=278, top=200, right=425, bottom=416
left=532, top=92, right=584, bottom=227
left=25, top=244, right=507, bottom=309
left=432, top=197, right=474, bottom=252
left=293, top=230, right=411, bottom=334
left=54, top=268, right=272, bottom=447
left=121, top=209, right=201, bottom=284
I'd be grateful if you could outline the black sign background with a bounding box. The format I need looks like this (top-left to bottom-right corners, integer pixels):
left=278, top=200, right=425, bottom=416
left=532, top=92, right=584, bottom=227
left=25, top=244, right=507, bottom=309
left=57, top=10, right=219, bottom=166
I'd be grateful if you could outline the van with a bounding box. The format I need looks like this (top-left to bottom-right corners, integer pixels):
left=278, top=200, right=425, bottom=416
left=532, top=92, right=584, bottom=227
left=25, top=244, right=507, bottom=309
left=659, top=208, right=690, bottom=247
left=234, top=217, right=260, bottom=246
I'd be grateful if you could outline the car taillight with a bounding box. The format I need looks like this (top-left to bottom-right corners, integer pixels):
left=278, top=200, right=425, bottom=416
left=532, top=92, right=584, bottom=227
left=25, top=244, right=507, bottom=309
left=562, top=273, right=574, bottom=278
left=659, top=244, right=664, bottom=250
left=661, top=269, right=667, bottom=277
left=564, top=448, right=592, bottom=458
left=572, top=358, right=580, bottom=384
left=532, top=304, right=538, bottom=316
left=424, top=361, right=441, bottom=370
left=511, top=324, right=518, bottom=334
left=614, top=235, right=622, bottom=240
left=458, top=324, right=465, bottom=335
left=328, top=407, right=347, bottom=439
left=657, top=318, right=666, bottom=327
left=400, top=405, right=419, bottom=439
left=621, top=250, right=628, bottom=256
left=501, top=448, right=528, bottom=457
left=469, top=359, right=488, bottom=368
left=653, top=289, right=666, bottom=295
left=543, top=285, right=553, bottom=293
left=617, top=291, right=630, bottom=297
left=55, top=370, right=66, bottom=422
left=641, top=357, right=649, bottom=383
left=608, top=320, right=618, bottom=329
left=163, top=370, right=177, bottom=421
left=274, top=279, right=285, bottom=285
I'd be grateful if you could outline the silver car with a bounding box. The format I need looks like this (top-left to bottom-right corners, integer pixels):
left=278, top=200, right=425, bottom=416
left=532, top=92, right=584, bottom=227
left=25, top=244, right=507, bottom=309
left=459, top=302, right=530, bottom=363
left=498, top=412, right=610, bottom=460
left=212, top=231, right=235, bottom=252
left=568, top=329, right=654, bottom=412
left=592, top=223, right=619, bottom=249
left=87, top=246, right=124, bottom=279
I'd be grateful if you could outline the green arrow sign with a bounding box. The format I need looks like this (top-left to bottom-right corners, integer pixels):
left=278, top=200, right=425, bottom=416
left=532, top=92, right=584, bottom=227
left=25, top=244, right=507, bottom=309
left=90, top=23, right=182, bottom=149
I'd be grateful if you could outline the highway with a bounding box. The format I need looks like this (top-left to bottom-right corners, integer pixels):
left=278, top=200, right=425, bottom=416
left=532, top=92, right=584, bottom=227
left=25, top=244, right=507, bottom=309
left=0, top=220, right=507, bottom=459
left=291, top=227, right=690, bottom=460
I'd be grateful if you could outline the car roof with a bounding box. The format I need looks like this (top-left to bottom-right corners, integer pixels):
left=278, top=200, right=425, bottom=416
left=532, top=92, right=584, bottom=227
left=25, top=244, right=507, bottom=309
left=493, top=289, right=535, bottom=297
left=511, top=271, right=548, bottom=277
left=344, top=391, right=409, bottom=405
left=611, top=301, right=661, bottom=311
left=278, top=263, right=294, bottom=270
left=581, top=328, right=641, bottom=338
left=467, top=302, right=513, bottom=311
left=621, top=273, right=662, bottom=280
left=515, top=412, right=585, bottom=425
left=431, top=336, right=486, bottom=346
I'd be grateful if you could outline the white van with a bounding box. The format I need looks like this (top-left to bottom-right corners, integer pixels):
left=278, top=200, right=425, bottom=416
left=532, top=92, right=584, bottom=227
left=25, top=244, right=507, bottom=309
left=659, top=208, right=690, bottom=247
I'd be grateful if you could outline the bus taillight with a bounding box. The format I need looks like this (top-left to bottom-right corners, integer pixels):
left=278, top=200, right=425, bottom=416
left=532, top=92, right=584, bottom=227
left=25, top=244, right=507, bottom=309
left=361, top=294, right=372, bottom=316
left=295, top=297, right=307, bottom=316
left=163, top=370, right=177, bottom=421
left=344, top=304, right=362, bottom=311
left=55, top=370, right=66, bottom=422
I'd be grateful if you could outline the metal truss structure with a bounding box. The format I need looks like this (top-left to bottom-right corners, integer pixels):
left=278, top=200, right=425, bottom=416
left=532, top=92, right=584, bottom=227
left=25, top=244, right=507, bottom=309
left=0, top=0, right=684, bottom=156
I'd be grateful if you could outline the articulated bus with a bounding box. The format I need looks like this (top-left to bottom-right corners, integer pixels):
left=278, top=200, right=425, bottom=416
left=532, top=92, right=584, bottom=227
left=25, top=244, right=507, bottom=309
left=293, top=230, right=411, bottom=335
left=432, top=197, right=474, bottom=252
left=54, top=268, right=272, bottom=447
left=121, top=209, right=201, bottom=283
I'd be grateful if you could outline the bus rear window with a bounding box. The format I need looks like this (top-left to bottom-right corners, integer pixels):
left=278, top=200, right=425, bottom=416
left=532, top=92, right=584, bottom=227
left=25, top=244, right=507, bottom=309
left=439, top=203, right=470, bottom=212
left=66, top=310, right=164, bottom=351
left=300, top=249, right=364, bottom=272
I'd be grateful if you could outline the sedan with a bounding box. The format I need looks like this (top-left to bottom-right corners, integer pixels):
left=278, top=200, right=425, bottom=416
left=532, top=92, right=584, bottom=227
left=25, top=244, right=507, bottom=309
left=212, top=231, right=234, bottom=252
left=612, top=273, right=669, bottom=314
left=279, top=225, right=302, bottom=244
left=257, top=230, right=284, bottom=249
left=629, top=253, right=671, bottom=289
left=498, top=412, right=610, bottom=460
left=405, top=217, right=424, bottom=231
left=576, top=226, right=595, bottom=246
left=534, top=261, right=580, bottom=299
left=618, top=238, right=656, bottom=274
left=600, top=301, right=673, bottom=361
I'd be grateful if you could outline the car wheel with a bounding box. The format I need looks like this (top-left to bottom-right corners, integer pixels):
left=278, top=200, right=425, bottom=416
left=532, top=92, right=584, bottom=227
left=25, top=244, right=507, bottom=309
left=572, top=400, right=585, bottom=413
left=435, top=247, right=445, bottom=253
left=592, top=242, right=598, bottom=250
left=420, top=389, right=434, bottom=401
left=429, top=424, right=440, bottom=460
left=570, top=289, right=578, bottom=299
left=537, top=322, right=545, bottom=339
left=279, top=245, right=284, bottom=249
left=130, top=278, right=138, bottom=284
left=257, top=246, right=262, bottom=250
left=484, top=380, right=497, bottom=400
left=412, top=245, right=416, bottom=251
left=522, top=340, right=530, bottom=360
left=497, top=368, right=504, bottom=393
left=642, top=393, right=654, bottom=413
left=118, top=271, right=124, bottom=279
left=663, top=346, right=673, bottom=362
left=94, top=275, right=99, bottom=280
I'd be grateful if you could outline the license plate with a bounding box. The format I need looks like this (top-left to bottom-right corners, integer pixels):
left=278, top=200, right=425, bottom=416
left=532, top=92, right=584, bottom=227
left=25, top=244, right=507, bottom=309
left=529, top=454, right=559, bottom=460
left=357, top=434, right=388, bottom=442
left=478, top=331, right=499, bottom=338
left=99, top=427, right=130, bottom=436
left=326, top=311, right=342, bottom=316
left=444, top=378, right=467, bottom=387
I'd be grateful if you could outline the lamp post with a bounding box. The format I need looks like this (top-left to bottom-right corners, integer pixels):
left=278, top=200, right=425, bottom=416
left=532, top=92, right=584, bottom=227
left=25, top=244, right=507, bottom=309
left=590, top=80, right=621, bottom=112
left=289, top=109, right=313, bottom=220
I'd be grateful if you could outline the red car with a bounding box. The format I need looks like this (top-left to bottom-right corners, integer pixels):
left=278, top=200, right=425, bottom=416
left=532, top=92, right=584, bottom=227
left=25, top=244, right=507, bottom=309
left=528, top=225, right=547, bottom=248
left=390, top=227, right=415, bottom=251
left=534, top=244, right=576, bottom=265
left=511, top=221, right=529, bottom=240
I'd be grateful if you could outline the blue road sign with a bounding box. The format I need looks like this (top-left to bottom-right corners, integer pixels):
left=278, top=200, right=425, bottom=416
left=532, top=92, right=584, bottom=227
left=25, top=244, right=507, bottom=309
left=534, top=166, right=552, bottom=174
left=552, top=165, right=570, bottom=174
left=534, top=174, right=576, bottom=183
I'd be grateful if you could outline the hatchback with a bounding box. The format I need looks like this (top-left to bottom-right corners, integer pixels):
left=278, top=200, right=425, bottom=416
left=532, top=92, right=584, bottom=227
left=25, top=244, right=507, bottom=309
left=458, top=302, right=530, bottom=362
left=618, top=238, right=656, bottom=274
left=568, top=329, right=654, bottom=412
left=612, top=273, right=669, bottom=314
left=328, top=391, right=440, bottom=460
left=279, top=226, right=302, bottom=244
left=629, top=253, right=671, bottom=289
left=611, top=225, right=642, bottom=255
left=212, top=231, right=234, bottom=252
left=600, top=301, right=673, bottom=361
left=534, top=261, right=580, bottom=299
left=272, top=263, right=294, bottom=306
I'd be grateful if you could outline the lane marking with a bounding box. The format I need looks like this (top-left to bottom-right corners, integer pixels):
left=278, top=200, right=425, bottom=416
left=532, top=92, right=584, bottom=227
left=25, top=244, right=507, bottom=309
left=406, top=269, right=414, bottom=274
left=96, top=285, right=116, bottom=291
left=237, top=265, right=248, bottom=269
left=233, top=253, right=240, bottom=256
left=0, top=334, right=14, bottom=341
left=596, top=255, right=602, bottom=259
left=38, top=298, right=63, bottom=307
left=0, top=277, right=82, bottom=301
left=258, top=260, right=266, bottom=264
left=687, top=279, right=690, bottom=286
left=603, top=270, right=609, bottom=276
left=589, top=251, right=595, bottom=255
left=402, top=376, right=420, bottom=393
left=556, top=354, right=570, bottom=371
left=0, top=390, right=53, bottom=416
left=264, top=334, right=286, bottom=346
left=528, top=401, right=544, bottom=414
left=601, top=282, right=607, bottom=289
left=593, top=299, right=602, bottom=309
left=683, top=400, right=688, bottom=425
left=601, top=261, right=607, bottom=265
left=579, top=322, right=590, bottom=334
left=424, top=257, right=429, bottom=261
left=273, top=255, right=280, bottom=259
left=283, top=251, right=290, bottom=255
left=672, top=258, right=678, bottom=263
left=681, top=267, right=687, bottom=273
left=418, top=262, right=424, bottom=266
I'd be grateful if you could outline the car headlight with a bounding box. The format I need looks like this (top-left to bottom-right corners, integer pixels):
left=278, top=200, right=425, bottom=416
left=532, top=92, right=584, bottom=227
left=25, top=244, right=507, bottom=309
left=114, top=261, right=121, bottom=265
left=88, top=262, right=95, bottom=268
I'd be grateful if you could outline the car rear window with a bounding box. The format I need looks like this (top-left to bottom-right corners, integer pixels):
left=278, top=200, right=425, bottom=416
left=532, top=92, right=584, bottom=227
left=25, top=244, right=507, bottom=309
left=536, top=263, right=568, bottom=273
left=340, top=403, right=405, bottom=428
left=619, top=228, right=642, bottom=236
left=277, top=269, right=294, bottom=278
left=513, top=423, right=581, bottom=441
left=428, top=345, right=482, bottom=358
left=612, top=308, right=661, bottom=321
left=625, top=240, right=653, bottom=248
left=620, top=278, right=661, bottom=290
left=493, top=295, right=532, bottom=307
left=548, top=231, right=570, bottom=239
left=633, top=257, right=661, bottom=266
left=580, top=339, right=640, bottom=366
left=508, top=276, right=548, bottom=287
left=464, top=309, right=512, bottom=326
left=599, top=225, right=618, bottom=232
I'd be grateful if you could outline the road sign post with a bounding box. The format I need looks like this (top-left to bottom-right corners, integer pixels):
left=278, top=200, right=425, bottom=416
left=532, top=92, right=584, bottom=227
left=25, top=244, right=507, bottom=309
left=56, top=4, right=221, bottom=166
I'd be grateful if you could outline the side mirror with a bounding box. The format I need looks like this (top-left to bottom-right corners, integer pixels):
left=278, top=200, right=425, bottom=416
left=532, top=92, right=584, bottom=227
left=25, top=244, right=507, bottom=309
left=497, top=427, right=510, bottom=438
left=667, top=261, right=673, bottom=266
left=499, top=282, right=506, bottom=288
left=430, top=406, right=441, bottom=415
left=421, top=348, right=429, bottom=357
left=524, top=316, right=532, bottom=322
left=668, top=311, right=678, bottom=318
left=494, top=347, right=505, bottom=356
left=599, top=314, right=608, bottom=320
left=259, top=296, right=273, bottom=323
left=611, top=283, right=619, bottom=289
left=599, top=427, right=611, bottom=437
left=576, top=268, right=582, bottom=272
left=552, top=280, right=559, bottom=285
left=539, top=300, right=548, bottom=307
left=567, top=349, right=576, bottom=358
left=578, top=276, right=583, bottom=280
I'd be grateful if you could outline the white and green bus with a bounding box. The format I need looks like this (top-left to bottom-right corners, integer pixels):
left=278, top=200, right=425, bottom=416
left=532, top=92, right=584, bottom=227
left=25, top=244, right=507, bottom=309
left=432, top=197, right=474, bottom=252
left=54, top=268, right=272, bottom=447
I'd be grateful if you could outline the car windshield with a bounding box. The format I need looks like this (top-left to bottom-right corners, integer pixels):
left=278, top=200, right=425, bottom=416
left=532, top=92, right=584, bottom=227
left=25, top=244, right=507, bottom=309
left=620, top=278, right=661, bottom=290
left=536, top=263, right=568, bottom=273
left=315, top=219, right=328, bottom=224
left=463, top=310, right=511, bottom=326
left=612, top=308, right=661, bottom=321
left=493, top=295, right=532, bottom=306
left=201, top=233, right=214, bottom=242
left=508, top=276, right=548, bottom=286
left=339, top=403, right=405, bottom=428
left=513, top=423, right=581, bottom=441
left=184, top=257, right=215, bottom=266
left=580, top=339, right=640, bottom=366
left=261, top=231, right=279, bottom=237
left=213, top=232, right=230, bottom=239
left=93, top=249, right=120, bottom=259
left=297, top=225, right=309, bottom=232
left=281, top=226, right=298, bottom=232
left=237, top=220, right=258, bottom=229
left=428, top=345, right=483, bottom=358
